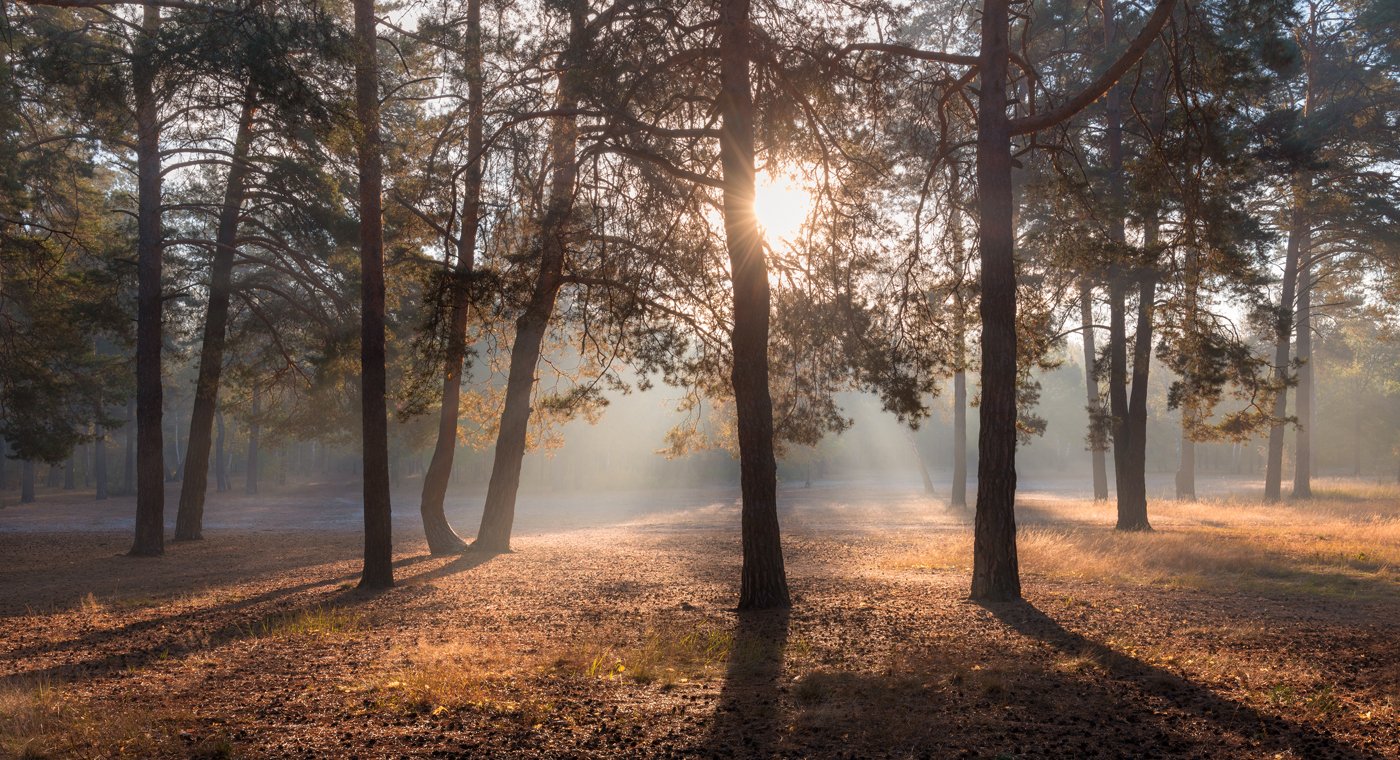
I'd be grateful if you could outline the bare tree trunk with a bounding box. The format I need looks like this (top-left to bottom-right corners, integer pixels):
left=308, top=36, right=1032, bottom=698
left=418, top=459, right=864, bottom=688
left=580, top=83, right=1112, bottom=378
left=1117, top=257, right=1156, bottom=531
left=1176, top=242, right=1200, bottom=501
left=909, top=432, right=935, bottom=494
left=21, top=460, right=35, bottom=504
left=64, top=454, right=75, bottom=490
left=420, top=0, right=484, bottom=554
left=952, top=359, right=968, bottom=509
left=950, top=173, right=970, bottom=510
left=123, top=397, right=135, bottom=496
left=1265, top=184, right=1309, bottom=502
left=245, top=385, right=260, bottom=494
left=474, top=2, right=582, bottom=554
left=130, top=1, right=165, bottom=557
left=0, top=440, right=7, bottom=492
left=354, top=0, right=393, bottom=589
left=176, top=86, right=257, bottom=540
left=1292, top=253, right=1313, bottom=498
left=718, top=0, right=790, bottom=610
left=1080, top=283, right=1109, bottom=500
left=214, top=408, right=229, bottom=492
left=95, top=417, right=108, bottom=501
left=970, top=0, right=1020, bottom=603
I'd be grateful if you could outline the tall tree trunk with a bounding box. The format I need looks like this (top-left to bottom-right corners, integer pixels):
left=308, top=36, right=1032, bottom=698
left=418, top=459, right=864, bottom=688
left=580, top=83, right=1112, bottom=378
left=175, top=87, right=257, bottom=540
left=354, top=0, right=393, bottom=589
left=909, top=433, right=935, bottom=494
left=0, top=439, right=7, bottom=492
left=95, top=416, right=108, bottom=501
left=949, top=169, right=970, bottom=510
left=420, top=0, right=484, bottom=554
left=123, top=397, right=136, bottom=496
left=1080, top=283, right=1109, bottom=500
left=952, top=333, right=969, bottom=509
left=1292, top=253, right=1313, bottom=498
left=129, top=2, right=165, bottom=556
left=1117, top=245, right=1156, bottom=531
left=214, top=409, right=229, bottom=492
left=245, top=384, right=260, bottom=494
left=64, top=454, right=75, bottom=490
left=970, top=0, right=1020, bottom=602
left=1264, top=191, right=1310, bottom=501
left=718, top=0, right=790, bottom=610
left=21, top=460, right=35, bottom=504
left=473, top=3, right=582, bottom=554
left=1176, top=242, right=1200, bottom=501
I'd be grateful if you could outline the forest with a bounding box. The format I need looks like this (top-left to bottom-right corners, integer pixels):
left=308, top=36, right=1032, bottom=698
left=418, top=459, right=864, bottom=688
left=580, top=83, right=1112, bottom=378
left=0, top=0, right=1397, bottom=757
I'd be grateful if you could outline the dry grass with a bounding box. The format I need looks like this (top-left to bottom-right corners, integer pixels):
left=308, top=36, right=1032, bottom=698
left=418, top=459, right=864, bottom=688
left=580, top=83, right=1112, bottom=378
left=366, top=640, right=555, bottom=726
left=566, top=622, right=734, bottom=686
left=899, top=479, right=1400, bottom=596
left=246, top=605, right=360, bottom=639
left=0, top=681, right=228, bottom=759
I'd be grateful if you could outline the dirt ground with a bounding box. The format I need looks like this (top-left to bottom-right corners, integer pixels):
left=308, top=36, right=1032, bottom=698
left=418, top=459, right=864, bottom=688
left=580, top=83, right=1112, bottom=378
left=0, top=479, right=1396, bottom=759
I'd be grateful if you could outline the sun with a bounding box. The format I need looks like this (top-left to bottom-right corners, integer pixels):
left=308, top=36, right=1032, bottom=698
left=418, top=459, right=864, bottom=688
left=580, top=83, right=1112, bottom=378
left=754, top=170, right=812, bottom=245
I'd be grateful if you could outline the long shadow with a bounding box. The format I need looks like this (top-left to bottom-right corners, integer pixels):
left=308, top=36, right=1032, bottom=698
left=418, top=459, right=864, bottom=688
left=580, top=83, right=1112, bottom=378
left=1, top=551, right=491, bottom=686
left=983, top=599, right=1383, bottom=760
left=701, top=609, right=790, bottom=757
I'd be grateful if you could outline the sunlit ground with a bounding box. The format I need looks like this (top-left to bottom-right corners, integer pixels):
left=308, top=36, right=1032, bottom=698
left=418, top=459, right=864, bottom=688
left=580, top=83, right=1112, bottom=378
left=0, top=476, right=1396, bottom=757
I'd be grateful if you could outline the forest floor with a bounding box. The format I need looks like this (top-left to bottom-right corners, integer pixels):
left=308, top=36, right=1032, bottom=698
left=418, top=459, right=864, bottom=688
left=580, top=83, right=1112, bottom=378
left=0, top=476, right=1397, bottom=759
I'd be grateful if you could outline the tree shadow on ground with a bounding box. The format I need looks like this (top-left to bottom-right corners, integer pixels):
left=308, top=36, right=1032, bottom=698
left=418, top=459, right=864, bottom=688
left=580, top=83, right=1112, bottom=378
left=0, top=550, right=493, bottom=686
left=700, top=608, right=789, bottom=758
left=980, top=599, right=1384, bottom=760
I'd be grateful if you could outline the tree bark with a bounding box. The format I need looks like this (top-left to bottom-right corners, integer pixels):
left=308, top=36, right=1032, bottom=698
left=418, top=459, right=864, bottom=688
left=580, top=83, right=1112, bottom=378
left=63, top=454, right=75, bottom=490
left=1116, top=249, right=1156, bottom=531
left=123, top=397, right=135, bottom=496
left=717, top=0, right=790, bottom=610
left=1264, top=178, right=1307, bottom=502
left=246, top=384, right=260, bottom=494
left=970, top=0, right=1020, bottom=603
left=1080, top=283, right=1109, bottom=500
left=95, top=417, right=108, bottom=501
left=473, top=1, right=582, bottom=554
left=909, top=432, right=935, bottom=494
left=1176, top=242, right=1200, bottom=501
left=354, top=0, right=393, bottom=589
left=0, top=440, right=7, bottom=492
left=175, top=86, right=257, bottom=540
left=1292, top=252, right=1313, bottom=498
left=130, top=1, right=165, bottom=557
left=950, top=170, right=970, bottom=510
left=21, top=460, right=35, bottom=504
left=420, top=0, right=484, bottom=554
left=214, top=409, right=229, bottom=493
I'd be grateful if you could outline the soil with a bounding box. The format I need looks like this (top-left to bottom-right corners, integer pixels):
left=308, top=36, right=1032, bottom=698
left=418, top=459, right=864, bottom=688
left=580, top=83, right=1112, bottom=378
left=0, top=480, right=1395, bottom=759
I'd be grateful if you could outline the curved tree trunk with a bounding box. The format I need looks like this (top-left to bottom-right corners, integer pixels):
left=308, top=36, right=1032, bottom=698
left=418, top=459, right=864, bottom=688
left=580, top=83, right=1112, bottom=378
left=175, top=88, right=256, bottom=540
left=473, top=3, right=582, bottom=554
left=718, top=0, right=789, bottom=610
left=420, top=0, right=485, bottom=554
left=970, top=0, right=1020, bottom=603
left=354, top=0, right=393, bottom=589
left=1081, top=284, right=1109, bottom=500
left=1292, top=253, right=1313, bottom=498
left=130, top=1, right=165, bottom=557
